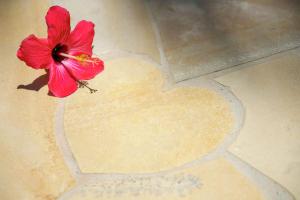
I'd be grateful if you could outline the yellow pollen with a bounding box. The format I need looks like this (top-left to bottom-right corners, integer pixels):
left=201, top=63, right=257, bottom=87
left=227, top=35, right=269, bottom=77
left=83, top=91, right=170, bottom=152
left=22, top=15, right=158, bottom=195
left=75, top=54, right=90, bottom=65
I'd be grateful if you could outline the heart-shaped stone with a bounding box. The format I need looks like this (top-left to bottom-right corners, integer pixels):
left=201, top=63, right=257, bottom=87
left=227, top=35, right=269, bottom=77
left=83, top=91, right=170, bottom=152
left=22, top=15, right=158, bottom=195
left=64, top=57, right=234, bottom=173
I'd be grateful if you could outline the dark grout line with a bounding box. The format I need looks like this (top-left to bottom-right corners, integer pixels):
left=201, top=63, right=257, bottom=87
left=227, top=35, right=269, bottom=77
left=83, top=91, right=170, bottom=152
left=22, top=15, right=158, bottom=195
left=175, top=45, right=300, bottom=83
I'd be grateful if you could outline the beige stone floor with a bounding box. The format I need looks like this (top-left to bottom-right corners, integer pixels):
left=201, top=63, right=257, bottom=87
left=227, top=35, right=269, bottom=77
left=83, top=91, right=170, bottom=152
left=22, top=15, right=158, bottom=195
left=215, top=48, right=300, bottom=199
left=0, top=1, right=74, bottom=200
left=1, top=0, right=299, bottom=200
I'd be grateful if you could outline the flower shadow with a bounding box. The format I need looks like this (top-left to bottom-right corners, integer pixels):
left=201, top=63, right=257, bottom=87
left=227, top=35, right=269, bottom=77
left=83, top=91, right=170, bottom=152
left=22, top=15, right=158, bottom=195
left=17, top=73, right=54, bottom=96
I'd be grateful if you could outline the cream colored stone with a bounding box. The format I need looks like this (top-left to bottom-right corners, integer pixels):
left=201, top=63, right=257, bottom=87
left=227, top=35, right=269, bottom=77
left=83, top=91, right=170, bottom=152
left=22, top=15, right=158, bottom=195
left=148, top=0, right=300, bottom=81
left=216, top=49, right=300, bottom=199
left=62, top=158, right=265, bottom=200
left=52, top=0, right=160, bottom=63
left=0, top=1, right=74, bottom=199
left=64, top=57, right=234, bottom=173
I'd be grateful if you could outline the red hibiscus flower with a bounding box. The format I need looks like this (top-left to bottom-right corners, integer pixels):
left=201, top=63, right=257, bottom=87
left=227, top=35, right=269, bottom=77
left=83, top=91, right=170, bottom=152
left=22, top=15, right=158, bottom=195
left=17, top=6, right=104, bottom=97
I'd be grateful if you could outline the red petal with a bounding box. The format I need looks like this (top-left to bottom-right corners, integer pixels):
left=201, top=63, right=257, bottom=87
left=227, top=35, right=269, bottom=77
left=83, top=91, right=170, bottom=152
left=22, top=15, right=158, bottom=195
left=17, top=35, right=51, bottom=69
left=46, top=6, right=70, bottom=47
left=68, top=20, right=95, bottom=56
left=62, top=54, right=104, bottom=80
left=48, top=62, right=78, bottom=97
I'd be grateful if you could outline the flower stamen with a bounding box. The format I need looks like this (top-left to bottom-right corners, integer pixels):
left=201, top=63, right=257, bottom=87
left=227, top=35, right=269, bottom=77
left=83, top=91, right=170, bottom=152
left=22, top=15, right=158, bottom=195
left=59, top=52, right=100, bottom=67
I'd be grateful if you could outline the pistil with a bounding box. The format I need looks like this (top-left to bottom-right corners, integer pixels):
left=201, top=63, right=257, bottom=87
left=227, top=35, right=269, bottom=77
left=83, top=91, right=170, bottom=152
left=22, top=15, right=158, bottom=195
left=76, top=80, right=97, bottom=93
left=59, top=52, right=101, bottom=65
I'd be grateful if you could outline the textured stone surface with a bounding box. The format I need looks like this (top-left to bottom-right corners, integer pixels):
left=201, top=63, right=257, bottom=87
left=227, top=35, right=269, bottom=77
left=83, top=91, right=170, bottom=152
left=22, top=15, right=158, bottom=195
left=51, top=0, right=160, bottom=63
left=0, top=1, right=74, bottom=199
left=62, top=158, right=265, bottom=200
left=1, top=0, right=299, bottom=199
left=64, top=57, right=234, bottom=173
left=216, top=48, right=300, bottom=199
left=147, top=0, right=300, bottom=81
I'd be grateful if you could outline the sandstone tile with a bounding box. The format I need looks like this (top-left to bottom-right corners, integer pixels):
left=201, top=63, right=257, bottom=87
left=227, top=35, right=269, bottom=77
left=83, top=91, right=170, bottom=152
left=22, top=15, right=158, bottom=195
left=51, top=0, right=160, bottom=63
left=147, top=0, right=300, bottom=81
left=64, top=57, right=234, bottom=173
left=0, top=1, right=74, bottom=199
left=216, top=48, right=300, bottom=199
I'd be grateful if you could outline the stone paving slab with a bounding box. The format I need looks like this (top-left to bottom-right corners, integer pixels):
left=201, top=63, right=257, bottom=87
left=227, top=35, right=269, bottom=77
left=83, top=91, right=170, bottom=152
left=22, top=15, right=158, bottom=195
left=147, top=0, right=300, bottom=81
left=216, top=48, right=300, bottom=199
left=64, top=57, right=234, bottom=173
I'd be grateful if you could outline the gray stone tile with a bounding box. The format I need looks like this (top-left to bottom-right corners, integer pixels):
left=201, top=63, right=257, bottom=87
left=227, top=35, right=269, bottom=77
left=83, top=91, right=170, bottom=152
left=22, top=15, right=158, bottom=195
left=147, top=0, right=300, bottom=81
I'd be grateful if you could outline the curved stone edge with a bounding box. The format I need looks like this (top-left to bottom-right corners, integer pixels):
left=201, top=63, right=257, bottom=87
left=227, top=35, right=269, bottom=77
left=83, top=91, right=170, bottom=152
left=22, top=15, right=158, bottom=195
left=54, top=52, right=294, bottom=200
left=55, top=52, right=245, bottom=175
left=55, top=99, right=82, bottom=179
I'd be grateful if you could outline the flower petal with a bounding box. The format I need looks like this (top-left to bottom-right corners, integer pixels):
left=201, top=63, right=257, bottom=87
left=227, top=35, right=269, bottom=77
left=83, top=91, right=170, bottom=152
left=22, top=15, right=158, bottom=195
left=46, top=6, right=70, bottom=47
left=62, top=54, right=104, bottom=80
left=48, top=62, right=78, bottom=97
left=68, top=20, right=95, bottom=56
left=17, top=34, right=51, bottom=69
